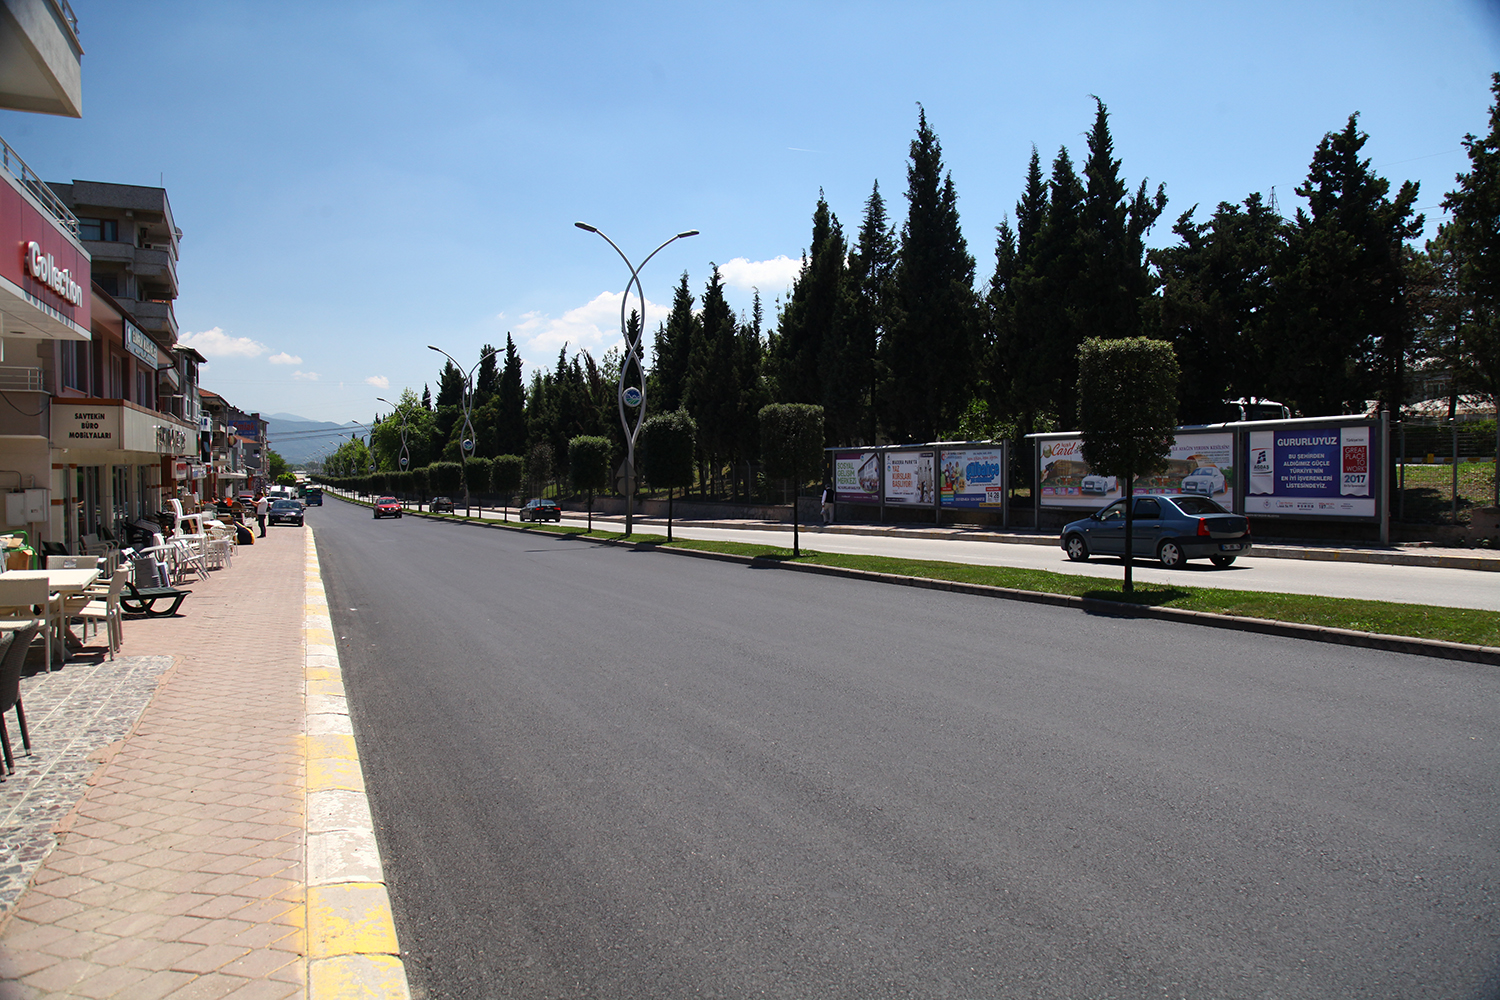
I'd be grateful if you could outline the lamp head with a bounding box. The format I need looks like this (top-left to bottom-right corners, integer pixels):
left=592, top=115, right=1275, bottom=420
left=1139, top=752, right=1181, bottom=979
left=574, top=222, right=598, bottom=233
left=678, top=230, right=700, bottom=239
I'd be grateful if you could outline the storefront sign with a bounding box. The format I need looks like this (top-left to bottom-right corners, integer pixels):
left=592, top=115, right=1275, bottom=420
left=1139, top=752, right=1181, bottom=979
left=939, top=446, right=1006, bottom=508
left=124, top=320, right=157, bottom=366
left=2, top=174, right=91, bottom=335
left=55, top=406, right=119, bottom=444
left=1245, top=426, right=1374, bottom=517
left=24, top=241, right=84, bottom=307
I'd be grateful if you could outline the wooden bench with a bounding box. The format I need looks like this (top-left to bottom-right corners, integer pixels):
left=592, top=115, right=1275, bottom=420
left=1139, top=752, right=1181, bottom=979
left=119, top=583, right=191, bottom=617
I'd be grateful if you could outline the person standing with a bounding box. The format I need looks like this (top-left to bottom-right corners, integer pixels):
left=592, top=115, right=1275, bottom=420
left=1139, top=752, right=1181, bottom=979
left=821, top=482, right=834, bottom=525
left=255, top=492, right=269, bottom=537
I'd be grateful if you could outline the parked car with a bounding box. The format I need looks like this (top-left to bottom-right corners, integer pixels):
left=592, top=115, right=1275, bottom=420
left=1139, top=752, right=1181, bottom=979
left=1180, top=466, right=1226, bottom=496
left=1060, top=493, right=1251, bottom=568
left=518, top=498, right=562, bottom=522
left=268, top=498, right=305, bottom=527
left=430, top=496, right=455, bottom=513
left=372, top=496, right=403, bottom=519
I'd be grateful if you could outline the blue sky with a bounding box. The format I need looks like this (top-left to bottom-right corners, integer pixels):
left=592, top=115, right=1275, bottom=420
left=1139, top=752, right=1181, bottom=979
left=3, top=1, right=1497, bottom=435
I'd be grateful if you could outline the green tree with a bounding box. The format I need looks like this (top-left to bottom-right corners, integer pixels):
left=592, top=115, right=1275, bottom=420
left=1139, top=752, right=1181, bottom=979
left=490, top=454, right=525, bottom=520
left=759, top=402, right=825, bottom=556
left=1442, top=72, right=1500, bottom=502
left=1153, top=194, right=1287, bottom=423
left=266, top=449, right=289, bottom=481
left=685, top=266, right=741, bottom=495
left=639, top=409, right=697, bottom=541
left=773, top=192, right=846, bottom=426
left=881, top=106, right=979, bottom=443
left=495, top=334, right=528, bottom=457
left=649, top=273, right=698, bottom=414
left=839, top=180, right=898, bottom=445
left=1076, top=337, right=1180, bottom=592
left=1274, top=113, right=1423, bottom=415
left=427, top=460, right=462, bottom=500
left=527, top=440, right=554, bottom=498
left=568, top=435, right=613, bottom=531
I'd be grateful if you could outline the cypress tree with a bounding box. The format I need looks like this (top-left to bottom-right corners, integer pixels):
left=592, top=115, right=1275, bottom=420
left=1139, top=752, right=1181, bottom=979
left=649, top=273, right=698, bottom=414
left=882, top=105, right=978, bottom=443
left=774, top=192, right=847, bottom=419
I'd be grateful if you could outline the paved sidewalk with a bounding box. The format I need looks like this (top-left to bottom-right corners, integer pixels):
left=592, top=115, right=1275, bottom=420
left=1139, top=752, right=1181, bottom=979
left=0, top=525, right=407, bottom=999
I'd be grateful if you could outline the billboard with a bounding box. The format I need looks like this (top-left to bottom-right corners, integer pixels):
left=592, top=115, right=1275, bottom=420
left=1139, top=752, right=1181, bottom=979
left=833, top=450, right=881, bottom=504
left=1245, top=425, right=1375, bottom=517
left=885, top=450, right=934, bottom=505
left=1038, top=432, right=1235, bottom=510
left=939, top=446, right=1006, bottom=508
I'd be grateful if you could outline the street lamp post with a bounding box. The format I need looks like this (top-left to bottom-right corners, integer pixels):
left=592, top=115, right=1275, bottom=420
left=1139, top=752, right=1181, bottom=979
left=376, top=396, right=411, bottom=509
left=428, top=345, right=499, bottom=516
left=574, top=222, right=698, bottom=536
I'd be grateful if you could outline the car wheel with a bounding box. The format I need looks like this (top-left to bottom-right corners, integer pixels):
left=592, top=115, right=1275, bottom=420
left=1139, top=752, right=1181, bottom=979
left=1210, top=555, right=1236, bottom=568
left=1158, top=540, right=1185, bottom=568
left=1064, top=534, right=1089, bottom=562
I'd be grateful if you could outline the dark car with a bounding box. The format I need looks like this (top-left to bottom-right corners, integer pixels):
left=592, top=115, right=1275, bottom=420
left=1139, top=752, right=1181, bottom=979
left=372, top=496, right=403, bottom=519
left=1060, top=493, right=1251, bottom=568
left=518, top=498, right=562, bottom=522
left=302, top=486, right=322, bottom=506
left=430, top=496, right=455, bottom=513
left=268, top=498, right=305, bottom=527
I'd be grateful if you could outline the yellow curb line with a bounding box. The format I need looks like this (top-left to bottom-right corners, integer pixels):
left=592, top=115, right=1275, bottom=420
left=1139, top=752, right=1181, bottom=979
left=305, top=527, right=411, bottom=1000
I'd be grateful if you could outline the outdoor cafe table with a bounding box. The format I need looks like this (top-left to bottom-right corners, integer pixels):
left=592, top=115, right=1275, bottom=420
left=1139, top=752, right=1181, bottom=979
left=6, top=567, right=100, bottom=663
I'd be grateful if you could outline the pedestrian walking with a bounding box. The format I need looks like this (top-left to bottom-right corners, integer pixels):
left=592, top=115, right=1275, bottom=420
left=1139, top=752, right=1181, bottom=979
left=255, top=492, right=268, bottom=537
left=821, top=482, right=834, bottom=525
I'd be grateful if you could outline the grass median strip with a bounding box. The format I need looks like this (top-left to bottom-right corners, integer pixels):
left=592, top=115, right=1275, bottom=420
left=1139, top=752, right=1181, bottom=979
left=506, top=521, right=1500, bottom=649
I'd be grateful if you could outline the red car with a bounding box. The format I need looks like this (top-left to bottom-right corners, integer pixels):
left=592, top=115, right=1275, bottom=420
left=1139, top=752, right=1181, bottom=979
left=372, top=496, right=403, bottom=519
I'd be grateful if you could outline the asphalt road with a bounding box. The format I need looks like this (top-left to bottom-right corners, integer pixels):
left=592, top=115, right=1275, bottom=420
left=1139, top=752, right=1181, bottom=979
left=570, top=516, right=1500, bottom=611
left=315, top=497, right=1500, bottom=999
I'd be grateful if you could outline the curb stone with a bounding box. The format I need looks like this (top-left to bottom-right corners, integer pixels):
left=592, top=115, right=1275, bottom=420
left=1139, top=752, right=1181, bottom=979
left=304, top=528, right=411, bottom=1000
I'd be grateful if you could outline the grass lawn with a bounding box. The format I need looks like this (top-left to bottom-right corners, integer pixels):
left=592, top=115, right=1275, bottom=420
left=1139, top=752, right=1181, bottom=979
left=509, top=520, right=1500, bottom=649
left=1396, top=462, right=1497, bottom=524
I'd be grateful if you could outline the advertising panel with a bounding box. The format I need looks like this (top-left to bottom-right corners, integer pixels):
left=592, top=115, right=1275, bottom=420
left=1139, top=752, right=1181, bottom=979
left=0, top=177, right=91, bottom=335
left=939, top=446, right=1006, bottom=508
left=885, top=450, right=934, bottom=505
left=1038, top=432, right=1235, bottom=510
left=1245, top=425, right=1375, bottom=517
left=833, top=449, right=881, bottom=504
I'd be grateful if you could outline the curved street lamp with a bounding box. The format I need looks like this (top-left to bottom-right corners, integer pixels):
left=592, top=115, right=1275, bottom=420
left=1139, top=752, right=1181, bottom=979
left=574, top=222, right=698, bottom=536
left=428, top=345, right=500, bottom=514
left=375, top=396, right=411, bottom=472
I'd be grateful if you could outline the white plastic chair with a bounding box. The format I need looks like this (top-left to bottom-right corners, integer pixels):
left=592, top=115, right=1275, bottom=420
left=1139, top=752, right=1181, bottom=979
left=74, top=566, right=130, bottom=659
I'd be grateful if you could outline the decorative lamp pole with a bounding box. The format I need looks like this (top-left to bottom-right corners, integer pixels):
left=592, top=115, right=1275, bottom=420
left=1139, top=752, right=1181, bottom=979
left=375, top=396, right=411, bottom=472
left=573, top=222, right=698, bottom=536
left=428, top=345, right=499, bottom=515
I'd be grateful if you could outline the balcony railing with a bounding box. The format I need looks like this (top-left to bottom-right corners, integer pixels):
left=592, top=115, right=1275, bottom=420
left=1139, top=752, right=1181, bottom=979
left=0, top=136, right=79, bottom=235
left=0, top=366, right=48, bottom=392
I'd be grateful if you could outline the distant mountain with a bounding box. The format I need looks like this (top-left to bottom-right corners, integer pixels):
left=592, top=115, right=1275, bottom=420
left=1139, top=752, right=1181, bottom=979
left=265, top=414, right=369, bottom=467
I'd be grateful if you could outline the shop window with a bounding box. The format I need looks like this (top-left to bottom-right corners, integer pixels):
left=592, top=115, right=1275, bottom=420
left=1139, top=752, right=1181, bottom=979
left=60, top=341, right=88, bottom=391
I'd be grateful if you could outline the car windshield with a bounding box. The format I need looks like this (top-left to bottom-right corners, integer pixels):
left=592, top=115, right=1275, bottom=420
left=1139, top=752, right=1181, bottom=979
left=378, top=497, right=396, bottom=504
left=271, top=500, right=299, bottom=510
left=1170, top=495, right=1229, bottom=515
left=1189, top=469, right=1214, bottom=477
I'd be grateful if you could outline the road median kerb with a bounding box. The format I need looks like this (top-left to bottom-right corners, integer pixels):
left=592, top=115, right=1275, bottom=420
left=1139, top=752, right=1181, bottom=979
left=305, top=528, right=412, bottom=1000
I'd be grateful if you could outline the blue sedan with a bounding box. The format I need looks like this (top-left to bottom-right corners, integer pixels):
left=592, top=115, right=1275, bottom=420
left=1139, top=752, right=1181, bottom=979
left=1060, top=494, right=1252, bottom=568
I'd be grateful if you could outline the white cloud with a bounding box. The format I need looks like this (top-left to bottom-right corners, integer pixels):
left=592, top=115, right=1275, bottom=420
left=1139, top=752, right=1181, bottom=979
left=513, top=291, right=668, bottom=368
left=291, top=371, right=321, bottom=381
left=718, top=256, right=802, bottom=295
left=268, top=352, right=302, bottom=365
left=365, top=375, right=389, bottom=388
left=179, top=326, right=267, bottom=358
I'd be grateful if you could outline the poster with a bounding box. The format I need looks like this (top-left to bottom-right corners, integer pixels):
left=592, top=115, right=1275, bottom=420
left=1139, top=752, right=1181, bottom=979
left=939, top=446, right=1006, bottom=508
left=833, top=450, right=881, bottom=504
left=1038, top=432, right=1235, bottom=510
left=1245, top=426, right=1375, bottom=517
left=885, top=450, right=934, bottom=505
